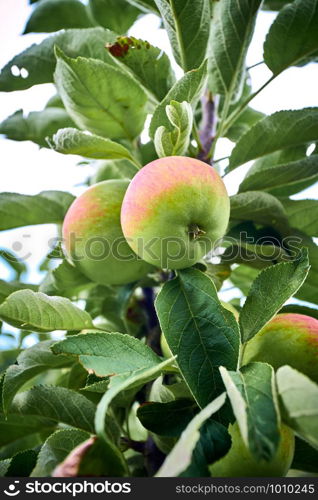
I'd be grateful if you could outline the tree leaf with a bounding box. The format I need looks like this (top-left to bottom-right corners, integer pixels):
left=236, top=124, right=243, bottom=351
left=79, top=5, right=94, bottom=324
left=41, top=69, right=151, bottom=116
left=89, top=0, right=140, bottom=34
left=239, top=249, right=310, bottom=342
left=280, top=199, right=318, bottom=237
left=154, top=0, right=211, bottom=71
left=51, top=128, right=140, bottom=167
left=3, top=449, right=38, bottom=477
left=54, top=47, right=148, bottom=140
left=290, top=231, right=318, bottom=305
left=31, top=428, right=90, bottom=477
left=277, top=366, right=318, bottom=450
left=10, top=386, right=96, bottom=433
left=0, top=250, right=27, bottom=280
left=228, top=108, right=318, bottom=172
left=39, top=260, right=91, bottom=298
left=137, top=399, right=197, bottom=437
left=264, top=0, right=318, bottom=74
left=24, top=0, right=93, bottom=34
left=154, top=100, right=193, bottom=157
left=220, top=363, right=280, bottom=461
left=0, top=190, right=74, bottom=230
left=126, top=0, right=158, bottom=13
left=155, top=268, right=240, bottom=409
left=263, top=0, right=290, bottom=10
left=208, top=0, right=262, bottom=99
left=292, top=437, right=318, bottom=473
left=150, top=59, right=208, bottom=138
left=0, top=28, right=117, bottom=92
left=156, top=393, right=226, bottom=477
left=230, top=191, right=288, bottom=232
left=0, top=290, right=94, bottom=332
left=0, top=108, right=76, bottom=148
left=106, top=36, right=176, bottom=102
left=52, top=332, right=162, bottom=377
left=0, top=413, right=55, bottom=448
left=239, top=155, right=318, bottom=197
left=2, top=341, right=73, bottom=414
left=225, top=107, right=265, bottom=142
left=229, top=265, right=260, bottom=296
left=0, top=349, right=21, bottom=375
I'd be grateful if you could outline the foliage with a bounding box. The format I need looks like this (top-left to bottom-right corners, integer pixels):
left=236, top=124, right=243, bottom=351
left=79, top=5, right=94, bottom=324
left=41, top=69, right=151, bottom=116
left=0, top=0, right=317, bottom=478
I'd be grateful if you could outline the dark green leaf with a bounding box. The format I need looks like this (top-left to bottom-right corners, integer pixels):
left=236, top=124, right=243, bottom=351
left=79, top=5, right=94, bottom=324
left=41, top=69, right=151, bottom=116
left=226, top=107, right=265, bottom=141
left=220, top=363, right=280, bottom=461
left=278, top=304, right=318, bottom=320
left=137, top=399, right=197, bottom=437
left=0, top=28, right=117, bottom=92
left=24, top=0, right=93, bottom=34
left=0, top=108, right=76, bottom=147
left=239, top=249, right=310, bottom=342
left=208, top=0, right=262, bottom=99
left=31, top=428, right=90, bottom=476
left=4, top=449, right=38, bottom=477
left=154, top=0, right=211, bottom=71
left=11, top=386, right=96, bottom=433
left=0, top=349, right=21, bottom=375
left=155, top=268, right=240, bottom=409
left=264, top=0, right=318, bottom=74
left=89, top=0, right=140, bottom=33
left=280, top=199, right=318, bottom=237
left=0, top=290, right=94, bottom=332
left=0, top=413, right=55, bottom=448
left=39, top=260, right=91, bottom=297
left=228, top=108, right=318, bottom=172
left=54, top=47, right=148, bottom=140
left=0, top=190, right=74, bottom=230
left=3, top=341, right=73, bottom=413
left=0, top=250, right=26, bottom=279
left=292, top=437, right=318, bottom=473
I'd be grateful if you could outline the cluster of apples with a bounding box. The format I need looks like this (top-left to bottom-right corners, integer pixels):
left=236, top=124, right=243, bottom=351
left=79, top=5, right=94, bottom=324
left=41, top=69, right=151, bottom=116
left=62, top=155, right=318, bottom=476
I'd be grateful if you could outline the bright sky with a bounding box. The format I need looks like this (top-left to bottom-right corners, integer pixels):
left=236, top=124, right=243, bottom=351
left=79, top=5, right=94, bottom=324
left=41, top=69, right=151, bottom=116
left=0, top=0, right=317, bottom=287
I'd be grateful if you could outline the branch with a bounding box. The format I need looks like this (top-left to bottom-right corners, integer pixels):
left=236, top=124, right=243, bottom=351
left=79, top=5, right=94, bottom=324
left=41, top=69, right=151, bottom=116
left=197, top=91, right=219, bottom=164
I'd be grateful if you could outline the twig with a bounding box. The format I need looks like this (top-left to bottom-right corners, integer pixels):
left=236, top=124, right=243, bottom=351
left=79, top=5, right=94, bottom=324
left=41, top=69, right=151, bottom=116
left=197, top=91, right=219, bottom=164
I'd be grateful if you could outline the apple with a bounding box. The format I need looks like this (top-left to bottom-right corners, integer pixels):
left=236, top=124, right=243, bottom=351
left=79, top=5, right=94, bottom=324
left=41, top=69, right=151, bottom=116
left=210, top=422, right=295, bottom=477
left=120, top=156, right=230, bottom=269
left=243, top=313, right=318, bottom=383
left=62, top=180, right=154, bottom=286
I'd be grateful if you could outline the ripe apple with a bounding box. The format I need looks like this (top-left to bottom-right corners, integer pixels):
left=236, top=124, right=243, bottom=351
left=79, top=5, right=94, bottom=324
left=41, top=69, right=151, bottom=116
left=243, top=313, right=318, bottom=383
left=62, top=180, right=154, bottom=286
left=120, top=156, right=230, bottom=269
left=210, top=422, right=295, bottom=477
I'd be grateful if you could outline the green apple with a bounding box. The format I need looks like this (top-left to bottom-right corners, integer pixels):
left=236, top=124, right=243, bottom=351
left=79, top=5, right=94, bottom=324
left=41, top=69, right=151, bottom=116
left=120, top=156, right=230, bottom=269
left=210, top=422, right=295, bottom=477
left=62, top=180, right=154, bottom=286
left=243, top=313, right=318, bottom=383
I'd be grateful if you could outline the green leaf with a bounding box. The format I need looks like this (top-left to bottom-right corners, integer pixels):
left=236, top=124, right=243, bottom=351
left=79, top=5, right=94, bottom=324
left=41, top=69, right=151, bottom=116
left=239, top=155, right=318, bottom=197
left=0, top=250, right=26, bottom=279
left=208, top=0, right=262, bottom=99
left=51, top=128, right=140, bottom=168
left=156, top=393, right=226, bottom=477
left=289, top=231, right=318, bottom=305
left=126, top=0, right=158, bottom=13
left=137, top=399, right=197, bottom=437
left=180, top=419, right=231, bottom=477
left=239, top=249, right=310, bottom=342
left=0, top=413, right=55, bottom=448
left=24, top=0, right=93, bottom=34
left=292, top=437, right=318, bottom=473
left=11, top=386, right=96, bottom=433
left=277, top=366, right=318, bottom=450
left=154, top=100, right=193, bottom=157
left=0, top=349, right=21, bottom=375
left=95, top=357, right=174, bottom=439
left=225, top=107, right=265, bottom=142
left=0, top=108, right=76, bottom=148
left=106, top=36, right=176, bottom=102
left=155, top=268, right=240, bottom=409
left=220, top=363, right=280, bottom=461
left=52, top=332, right=162, bottom=377
left=0, top=190, right=74, bottom=230
left=230, top=191, right=288, bottom=232
left=0, top=28, right=117, bottom=92
left=31, top=428, right=90, bottom=477
left=39, top=260, right=91, bottom=298
left=150, top=59, right=208, bottom=138
left=229, top=266, right=260, bottom=296
left=89, top=0, right=140, bottom=34
left=154, top=0, right=211, bottom=71
left=3, top=449, right=38, bottom=477
left=263, top=0, right=290, bottom=10
left=264, top=0, right=318, bottom=74
left=280, top=199, right=318, bottom=237
left=0, top=290, right=94, bottom=332
left=2, top=341, right=73, bottom=414
left=228, top=108, right=318, bottom=172
left=54, top=47, right=148, bottom=140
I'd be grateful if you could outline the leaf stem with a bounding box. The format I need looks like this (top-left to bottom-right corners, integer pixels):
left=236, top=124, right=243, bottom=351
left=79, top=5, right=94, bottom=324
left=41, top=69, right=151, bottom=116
left=247, top=60, right=264, bottom=70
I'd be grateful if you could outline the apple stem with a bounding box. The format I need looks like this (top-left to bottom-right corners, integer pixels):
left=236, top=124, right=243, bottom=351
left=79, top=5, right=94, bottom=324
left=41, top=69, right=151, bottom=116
left=188, top=224, right=206, bottom=240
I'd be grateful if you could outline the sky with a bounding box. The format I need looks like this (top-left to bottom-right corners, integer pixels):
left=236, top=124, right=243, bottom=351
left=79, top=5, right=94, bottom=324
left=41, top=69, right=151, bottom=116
left=0, top=0, right=317, bottom=288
